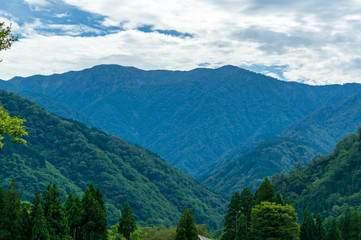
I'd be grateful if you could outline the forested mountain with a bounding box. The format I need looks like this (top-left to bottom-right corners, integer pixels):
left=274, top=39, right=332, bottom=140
left=202, top=139, right=319, bottom=197
left=1, top=65, right=361, bottom=177
left=0, top=90, right=226, bottom=230
left=272, top=129, right=361, bottom=222
left=281, top=91, right=361, bottom=154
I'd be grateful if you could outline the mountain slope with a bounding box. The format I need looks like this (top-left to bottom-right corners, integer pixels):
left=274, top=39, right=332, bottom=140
left=0, top=90, right=226, bottom=229
left=281, top=91, right=361, bottom=154
left=273, top=130, right=361, bottom=222
left=3, top=65, right=361, bottom=177
left=202, top=139, right=319, bottom=197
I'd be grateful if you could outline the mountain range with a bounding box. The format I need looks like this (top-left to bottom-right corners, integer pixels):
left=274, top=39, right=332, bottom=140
left=1, top=65, right=361, bottom=179
left=0, top=90, right=226, bottom=230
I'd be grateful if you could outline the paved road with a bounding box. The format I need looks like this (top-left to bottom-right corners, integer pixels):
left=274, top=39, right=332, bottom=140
left=198, top=235, right=212, bottom=240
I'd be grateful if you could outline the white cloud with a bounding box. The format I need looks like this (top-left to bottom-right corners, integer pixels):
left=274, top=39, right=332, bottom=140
left=23, top=0, right=49, bottom=6
left=1, top=0, right=361, bottom=85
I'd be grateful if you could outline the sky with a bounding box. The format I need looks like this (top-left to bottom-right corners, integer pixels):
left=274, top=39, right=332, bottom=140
left=1, top=0, right=361, bottom=85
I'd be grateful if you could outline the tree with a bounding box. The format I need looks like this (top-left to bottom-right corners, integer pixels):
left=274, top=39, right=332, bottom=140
left=221, top=191, right=241, bottom=240
left=350, top=207, right=361, bottom=240
left=254, top=178, right=276, bottom=205
left=118, top=202, right=137, bottom=240
left=42, top=183, right=70, bottom=240
left=80, top=184, right=108, bottom=240
left=0, top=179, right=22, bottom=240
left=326, top=218, right=342, bottom=240
left=341, top=207, right=352, bottom=240
left=239, top=187, right=254, bottom=239
left=315, top=214, right=326, bottom=240
left=251, top=202, right=300, bottom=240
left=31, top=203, right=50, bottom=240
left=65, top=193, right=81, bottom=240
left=20, top=206, right=32, bottom=240
left=0, top=106, right=28, bottom=148
left=300, top=207, right=316, bottom=240
left=175, top=206, right=198, bottom=240
left=0, top=22, right=18, bottom=60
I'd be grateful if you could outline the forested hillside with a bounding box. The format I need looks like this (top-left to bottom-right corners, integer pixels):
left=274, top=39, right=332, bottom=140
left=203, top=139, right=319, bottom=197
left=282, top=91, right=361, bottom=154
left=2, top=65, right=361, bottom=177
left=273, top=129, right=361, bottom=222
left=0, top=90, right=226, bottom=229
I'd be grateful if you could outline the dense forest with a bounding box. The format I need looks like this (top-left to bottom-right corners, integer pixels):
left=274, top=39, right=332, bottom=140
left=202, top=138, right=319, bottom=196
left=0, top=90, right=226, bottom=229
left=273, top=128, right=361, bottom=223
left=2, top=65, right=361, bottom=177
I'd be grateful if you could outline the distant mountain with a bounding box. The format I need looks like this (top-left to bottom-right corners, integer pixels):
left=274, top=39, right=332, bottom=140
left=0, top=90, right=226, bottom=230
left=272, top=130, right=361, bottom=222
left=281, top=91, right=361, bottom=154
left=202, top=139, right=319, bottom=197
left=2, top=65, right=361, bottom=177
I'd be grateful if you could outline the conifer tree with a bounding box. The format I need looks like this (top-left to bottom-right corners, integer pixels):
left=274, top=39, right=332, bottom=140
left=175, top=206, right=198, bottom=240
left=0, top=186, right=4, bottom=212
left=254, top=178, right=276, bottom=205
left=315, top=214, right=326, bottom=240
left=31, top=203, right=49, bottom=240
left=234, top=214, right=248, bottom=240
left=118, top=202, right=137, bottom=240
left=326, top=218, right=342, bottom=240
left=42, top=183, right=70, bottom=239
left=65, top=193, right=81, bottom=240
left=30, top=190, right=42, bottom=224
left=276, top=193, right=285, bottom=205
left=20, top=207, right=32, bottom=240
left=351, top=207, right=361, bottom=240
left=80, top=184, right=108, bottom=240
left=240, top=187, right=254, bottom=239
left=341, top=207, right=352, bottom=240
left=300, top=207, right=316, bottom=240
left=0, top=179, right=22, bottom=240
left=221, top=191, right=242, bottom=240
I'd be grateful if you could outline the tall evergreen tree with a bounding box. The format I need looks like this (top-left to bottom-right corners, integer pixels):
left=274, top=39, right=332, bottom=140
left=254, top=178, right=276, bottom=205
left=221, top=192, right=241, bottom=240
left=42, top=183, right=70, bottom=240
left=80, top=184, right=108, bottom=240
left=30, top=190, right=42, bottom=222
left=175, top=206, right=198, bottom=240
left=65, top=193, right=81, bottom=240
left=240, top=187, right=254, bottom=239
left=341, top=207, right=352, bottom=240
left=31, top=203, right=49, bottom=240
left=0, top=186, right=4, bottom=212
left=0, top=178, right=22, bottom=240
left=350, top=207, right=361, bottom=240
left=326, top=218, right=342, bottom=240
left=315, top=214, right=326, bottom=240
left=235, top=214, right=248, bottom=240
left=118, top=202, right=137, bottom=240
left=300, top=207, right=316, bottom=240
left=20, top=207, right=32, bottom=240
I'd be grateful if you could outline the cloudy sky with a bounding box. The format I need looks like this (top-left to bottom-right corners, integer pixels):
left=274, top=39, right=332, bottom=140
left=1, top=0, right=361, bottom=85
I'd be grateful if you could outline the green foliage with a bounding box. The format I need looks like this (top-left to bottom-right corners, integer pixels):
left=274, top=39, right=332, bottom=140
left=300, top=207, right=316, bottom=240
left=251, top=202, right=300, bottom=240
left=65, top=193, right=81, bottom=240
left=255, top=178, right=276, bottom=205
left=175, top=207, right=198, bottom=240
left=0, top=106, right=28, bottom=148
left=0, top=22, right=18, bottom=54
left=0, top=90, right=226, bottom=229
left=239, top=187, right=253, bottom=238
left=31, top=203, right=50, bottom=240
left=4, top=65, right=361, bottom=178
left=118, top=203, right=136, bottom=240
left=80, top=184, right=108, bottom=240
left=272, top=130, right=361, bottom=223
left=0, top=179, right=22, bottom=240
left=42, top=183, right=70, bottom=239
left=326, top=218, right=342, bottom=240
left=221, top=192, right=241, bottom=240
left=203, top=138, right=319, bottom=197
left=315, top=214, right=326, bottom=240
